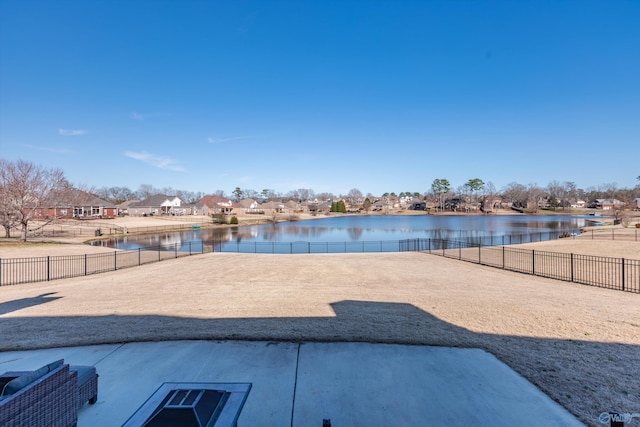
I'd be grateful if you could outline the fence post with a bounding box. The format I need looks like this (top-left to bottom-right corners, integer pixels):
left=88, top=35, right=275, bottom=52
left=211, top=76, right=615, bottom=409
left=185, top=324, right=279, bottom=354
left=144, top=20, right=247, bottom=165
left=175, top=243, right=178, bottom=258
left=114, top=251, right=117, bottom=271
left=570, top=253, right=574, bottom=282
left=428, top=238, right=431, bottom=253
left=138, top=248, right=141, bottom=266
left=502, top=246, right=505, bottom=269
left=622, top=258, right=625, bottom=291
left=478, top=243, right=481, bottom=265
left=47, top=256, right=50, bottom=281
left=84, top=254, right=87, bottom=276
left=532, top=250, right=535, bottom=275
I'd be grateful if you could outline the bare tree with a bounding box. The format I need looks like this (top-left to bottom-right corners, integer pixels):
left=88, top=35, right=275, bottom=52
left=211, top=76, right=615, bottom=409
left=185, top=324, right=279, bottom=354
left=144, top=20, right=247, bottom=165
left=136, top=184, right=156, bottom=200
left=242, top=189, right=259, bottom=199
left=96, top=186, right=136, bottom=204
left=526, top=183, right=544, bottom=213
left=564, top=181, right=578, bottom=208
left=501, top=182, right=527, bottom=209
left=315, top=192, right=335, bottom=202
left=0, top=159, right=70, bottom=241
left=346, top=188, right=363, bottom=208
left=546, top=180, right=565, bottom=210
left=286, top=188, right=314, bottom=202
left=0, top=160, right=19, bottom=237
left=482, top=181, right=497, bottom=211
left=175, top=190, right=204, bottom=204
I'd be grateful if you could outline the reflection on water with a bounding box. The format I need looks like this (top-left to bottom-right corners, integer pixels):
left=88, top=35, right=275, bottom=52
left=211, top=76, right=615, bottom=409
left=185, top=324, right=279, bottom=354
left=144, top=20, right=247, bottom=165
left=91, top=215, right=590, bottom=252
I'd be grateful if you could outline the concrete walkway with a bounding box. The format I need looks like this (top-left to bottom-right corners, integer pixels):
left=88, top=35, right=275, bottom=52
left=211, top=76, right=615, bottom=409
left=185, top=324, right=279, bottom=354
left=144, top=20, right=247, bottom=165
left=0, top=341, right=583, bottom=426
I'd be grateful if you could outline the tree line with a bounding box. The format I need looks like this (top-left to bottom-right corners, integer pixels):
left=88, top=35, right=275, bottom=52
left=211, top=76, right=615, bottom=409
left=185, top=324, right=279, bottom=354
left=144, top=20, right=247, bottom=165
left=2, top=158, right=639, bottom=241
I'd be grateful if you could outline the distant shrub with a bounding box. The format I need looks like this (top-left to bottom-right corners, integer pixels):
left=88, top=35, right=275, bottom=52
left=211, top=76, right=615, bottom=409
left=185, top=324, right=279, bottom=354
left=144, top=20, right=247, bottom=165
left=230, top=216, right=239, bottom=225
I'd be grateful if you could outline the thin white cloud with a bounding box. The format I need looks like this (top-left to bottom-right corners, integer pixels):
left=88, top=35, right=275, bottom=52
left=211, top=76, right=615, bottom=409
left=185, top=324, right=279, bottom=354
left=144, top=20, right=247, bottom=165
left=130, top=111, right=170, bottom=121
left=23, top=144, right=74, bottom=154
left=207, top=136, right=254, bottom=144
left=124, top=151, right=185, bottom=172
left=58, top=128, right=87, bottom=136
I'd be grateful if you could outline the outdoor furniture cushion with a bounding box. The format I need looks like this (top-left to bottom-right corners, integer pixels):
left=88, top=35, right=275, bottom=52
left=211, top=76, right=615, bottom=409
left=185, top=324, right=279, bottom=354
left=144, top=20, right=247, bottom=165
left=1, top=359, right=64, bottom=396
left=70, top=365, right=99, bottom=405
left=0, top=363, right=78, bottom=427
left=70, top=366, right=96, bottom=387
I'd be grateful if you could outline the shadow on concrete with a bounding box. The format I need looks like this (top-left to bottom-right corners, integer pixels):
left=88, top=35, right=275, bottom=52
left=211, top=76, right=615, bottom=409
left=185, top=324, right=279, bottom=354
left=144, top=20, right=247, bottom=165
left=0, top=299, right=638, bottom=424
left=0, top=292, right=61, bottom=315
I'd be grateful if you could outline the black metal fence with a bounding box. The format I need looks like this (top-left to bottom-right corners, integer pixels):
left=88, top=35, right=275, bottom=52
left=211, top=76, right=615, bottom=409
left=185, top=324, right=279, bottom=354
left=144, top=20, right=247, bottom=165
left=399, top=238, right=640, bottom=293
left=581, top=227, right=639, bottom=241
left=208, top=230, right=579, bottom=253
left=0, top=242, right=206, bottom=286
left=2, top=234, right=638, bottom=293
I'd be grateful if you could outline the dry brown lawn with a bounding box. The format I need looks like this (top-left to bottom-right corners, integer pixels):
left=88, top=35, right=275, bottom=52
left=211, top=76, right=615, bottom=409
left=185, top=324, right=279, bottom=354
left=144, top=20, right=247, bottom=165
left=0, top=229, right=639, bottom=426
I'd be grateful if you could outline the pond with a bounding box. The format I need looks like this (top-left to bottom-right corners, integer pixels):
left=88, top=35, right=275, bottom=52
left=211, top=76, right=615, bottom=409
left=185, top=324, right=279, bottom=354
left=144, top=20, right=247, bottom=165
left=91, top=214, right=593, bottom=254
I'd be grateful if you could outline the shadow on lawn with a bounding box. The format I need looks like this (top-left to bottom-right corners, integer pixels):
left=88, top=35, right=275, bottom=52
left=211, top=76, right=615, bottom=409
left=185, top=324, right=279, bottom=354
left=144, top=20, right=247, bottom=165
left=0, top=300, right=638, bottom=425
left=0, top=292, right=61, bottom=315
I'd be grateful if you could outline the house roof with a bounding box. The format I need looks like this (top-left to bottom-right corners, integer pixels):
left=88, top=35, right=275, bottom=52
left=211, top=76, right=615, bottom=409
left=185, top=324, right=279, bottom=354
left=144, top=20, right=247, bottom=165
left=117, top=200, right=142, bottom=208
left=131, top=195, right=181, bottom=207
left=237, top=198, right=257, bottom=208
left=67, top=189, right=115, bottom=207
left=199, top=195, right=232, bottom=208
left=261, top=201, right=284, bottom=210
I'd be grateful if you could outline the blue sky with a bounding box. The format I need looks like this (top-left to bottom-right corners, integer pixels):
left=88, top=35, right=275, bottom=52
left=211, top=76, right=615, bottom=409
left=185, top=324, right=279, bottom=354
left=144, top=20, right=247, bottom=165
left=1, top=0, right=638, bottom=197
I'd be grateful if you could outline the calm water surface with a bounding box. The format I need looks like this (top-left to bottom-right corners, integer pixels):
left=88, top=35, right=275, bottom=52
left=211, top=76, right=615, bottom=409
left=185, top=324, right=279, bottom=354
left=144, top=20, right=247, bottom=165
left=92, top=214, right=591, bottom=253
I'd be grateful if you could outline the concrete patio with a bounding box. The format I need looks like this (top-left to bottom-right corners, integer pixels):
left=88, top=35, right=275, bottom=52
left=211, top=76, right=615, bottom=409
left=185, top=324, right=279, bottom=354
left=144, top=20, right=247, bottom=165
left=0, top=340, right=583, bottom=426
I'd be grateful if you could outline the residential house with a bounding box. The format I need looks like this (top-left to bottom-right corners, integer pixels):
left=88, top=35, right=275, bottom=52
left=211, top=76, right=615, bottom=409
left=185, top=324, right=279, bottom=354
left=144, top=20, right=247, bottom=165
left=30, top=190, right=116, bottom=219
left=372, top=198, right=388, bottom=212
left=261, top=200, right=286, bottom=215
left=199, top=195, right=233, bottom=215
left=284, top=200, right=301, bottom=213
left=481, top=196, right=503, bottom=211
left=128, top=195, right=184, bottom=216
left=181, top=203, right=209, bottom=216
left=117, top=200, right=141, bottom=216
left=237, top=198, right=263, bottom=215
left=73, top=194, right=118, bottom=218
left=408, top=198, right=426, bottom=211
left=588, top=199, right=625, bottom=210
